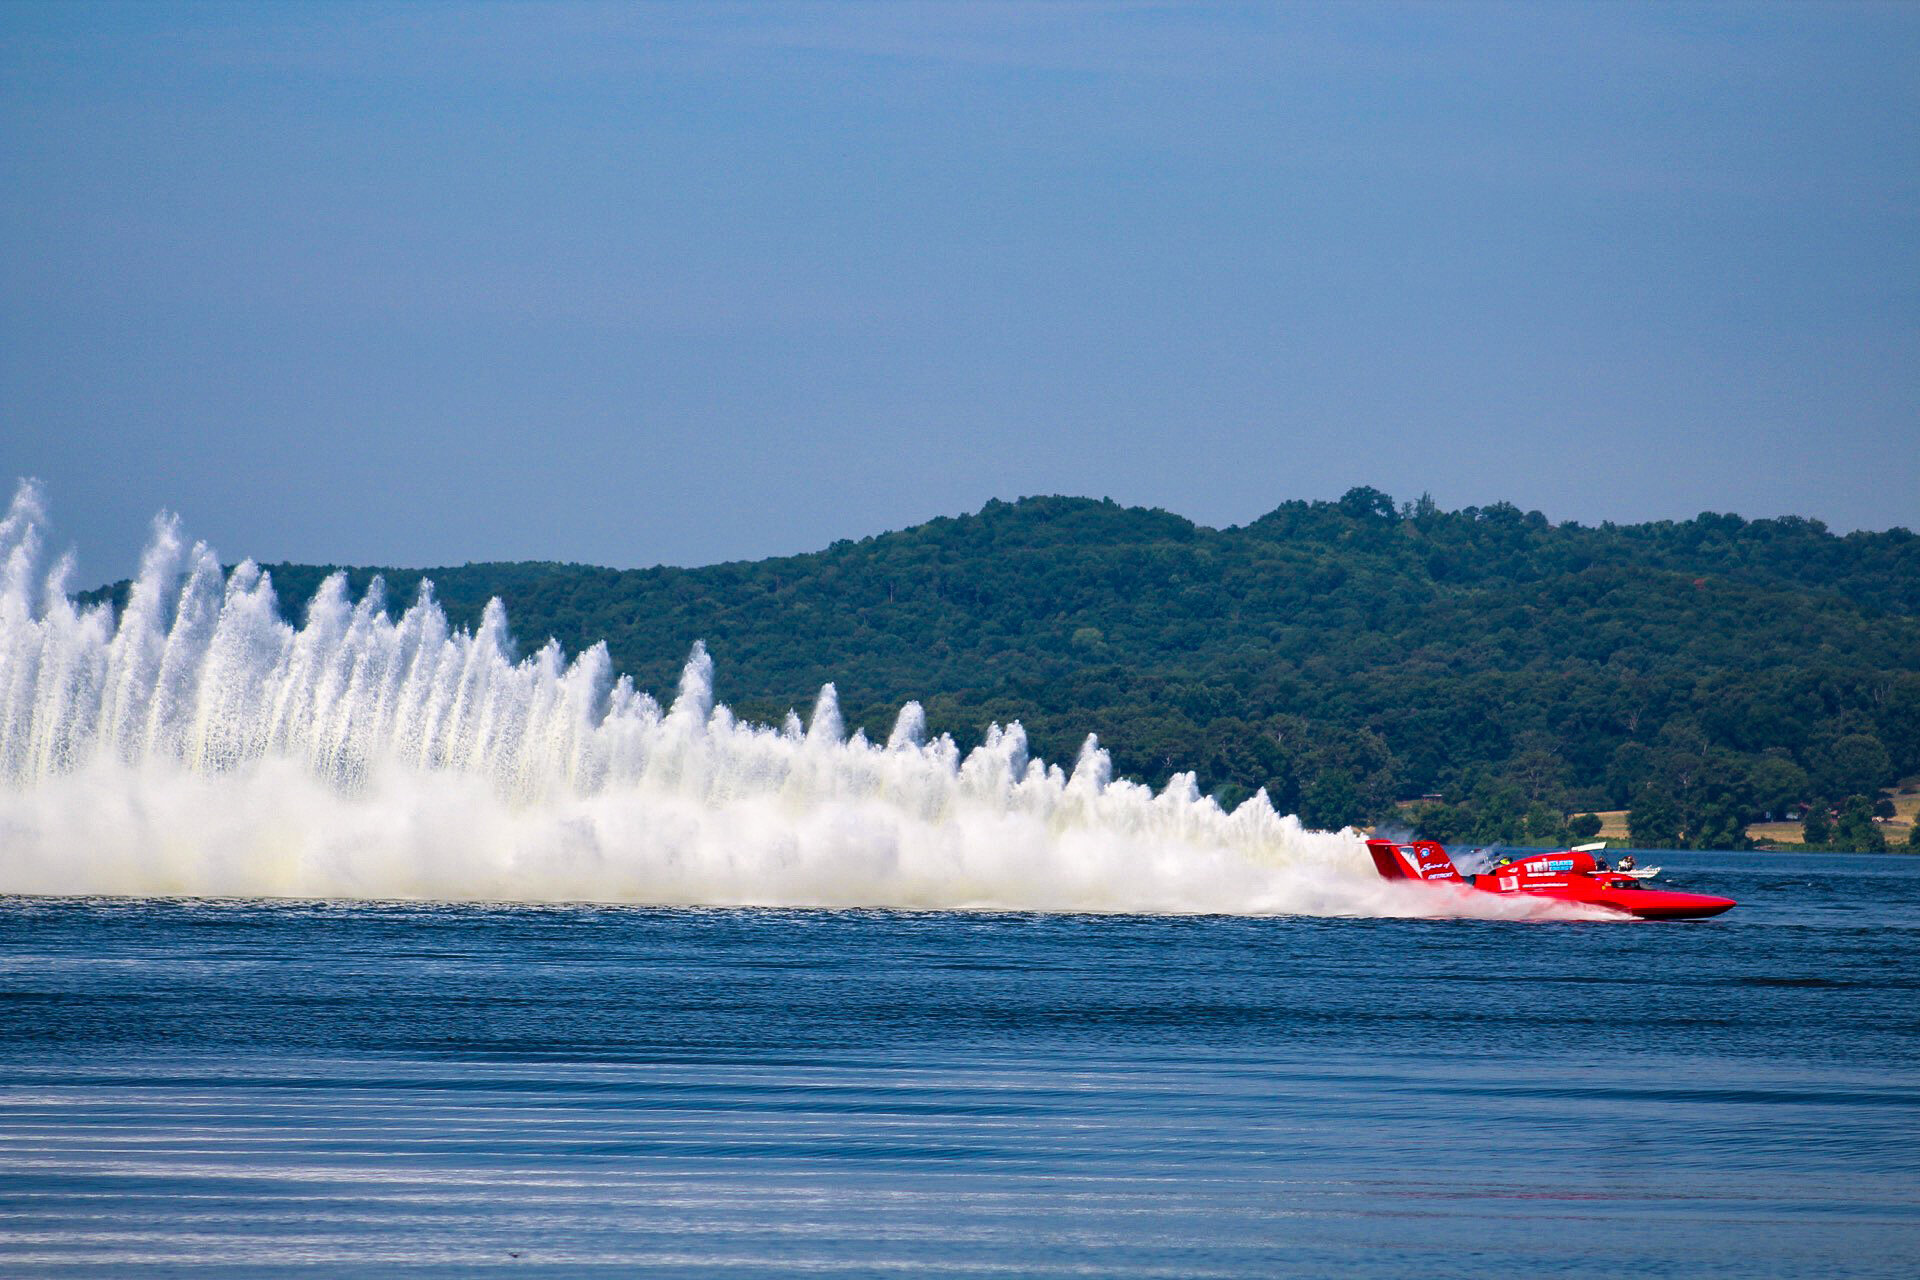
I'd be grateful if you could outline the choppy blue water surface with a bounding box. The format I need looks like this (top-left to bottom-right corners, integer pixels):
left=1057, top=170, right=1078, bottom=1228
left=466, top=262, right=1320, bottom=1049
left=3, top=850, right=1918, bottom=1278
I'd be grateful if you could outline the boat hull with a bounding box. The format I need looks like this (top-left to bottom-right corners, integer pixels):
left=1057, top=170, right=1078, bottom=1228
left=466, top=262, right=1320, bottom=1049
left=1507, top=880, right=1738, bottom=920
left=1470, top=871, right=1736, bottom=919
left=1598, top=892, right=1736, bottom=920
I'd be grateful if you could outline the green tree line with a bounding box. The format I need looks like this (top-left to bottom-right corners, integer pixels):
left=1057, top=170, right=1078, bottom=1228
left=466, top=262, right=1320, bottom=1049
left=86, top=489, right=1920, bottom=851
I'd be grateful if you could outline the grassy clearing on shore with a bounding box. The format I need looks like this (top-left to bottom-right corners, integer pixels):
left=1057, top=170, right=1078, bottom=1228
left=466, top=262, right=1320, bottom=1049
left=1390, top=780, right=1920, bottom=850
left=1747, top=776, right=1919, bottom=849
left=1592, top=810, right=1632, bottom=840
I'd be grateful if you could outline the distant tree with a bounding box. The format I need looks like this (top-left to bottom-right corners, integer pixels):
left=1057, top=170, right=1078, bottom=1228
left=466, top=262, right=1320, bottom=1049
left=1908, top=819, right=1920, bottom=853
left=1568, top=812, right=1603, bottom=841
left=1689, top=797, right=1750, bottom=852
left=1410, top=801, right=1468, bottom=844
left=1451, top=774, right=1528, bottom=844
left=1300, top=769, right=1365, bottom=831
left=1879, top=675, right=1920, bottom=776
left=1748, top=753, right=1811, bottom=821
left=1832, top=795, right=1887, bottom=853
left=1801, top=803, right=1831, bottom=848
left=1606, top=743, right=1657, bottom=810
left=1070, top=626, right=1105, bottom=652
left=1629, top=785, right=1684, bottom=850
left=1872, top=796, right=1896, bottom=821
left=1504, top=740, right=1571, bottom=806
left=1524, top=805, right=1568, bottom=846
left=1338, top=486, right=1398, bottom=522
left=1819, top=734, right=1894, bottom=800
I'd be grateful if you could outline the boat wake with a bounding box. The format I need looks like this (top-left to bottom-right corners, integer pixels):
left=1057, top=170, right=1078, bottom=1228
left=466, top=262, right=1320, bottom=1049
left=0, top=482, right=1578, bottom=918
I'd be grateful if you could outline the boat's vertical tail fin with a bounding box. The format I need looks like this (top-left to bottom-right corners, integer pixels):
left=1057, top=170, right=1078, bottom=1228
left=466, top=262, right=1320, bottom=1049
left=1366, top=838, right=1463, bottom=883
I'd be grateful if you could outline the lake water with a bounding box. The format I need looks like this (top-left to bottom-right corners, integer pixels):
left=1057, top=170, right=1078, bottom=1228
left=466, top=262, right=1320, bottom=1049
left=3, top=850, right=1917, bottom=1278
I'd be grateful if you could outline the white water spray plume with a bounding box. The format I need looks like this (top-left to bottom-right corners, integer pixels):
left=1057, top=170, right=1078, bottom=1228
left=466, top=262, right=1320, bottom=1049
left=0, top=482, right=1579, bottom=918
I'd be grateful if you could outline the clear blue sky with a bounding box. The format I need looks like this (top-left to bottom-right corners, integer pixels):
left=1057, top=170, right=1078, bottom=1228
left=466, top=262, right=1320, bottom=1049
left=3, top=1, right=1915, bottom=584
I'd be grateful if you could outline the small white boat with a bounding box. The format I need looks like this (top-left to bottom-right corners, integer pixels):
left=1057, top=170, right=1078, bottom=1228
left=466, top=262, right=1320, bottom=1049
left=1570, top=842, right=1658, bottom=879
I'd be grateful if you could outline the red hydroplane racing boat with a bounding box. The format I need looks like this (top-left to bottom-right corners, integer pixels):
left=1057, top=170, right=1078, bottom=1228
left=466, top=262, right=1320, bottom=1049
left=1365, top=839, right=1736, bottom=920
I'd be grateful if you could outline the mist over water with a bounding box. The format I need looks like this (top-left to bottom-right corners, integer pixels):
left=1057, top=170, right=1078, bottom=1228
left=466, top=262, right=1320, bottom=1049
left=0, top=482, right=1558, bottom=916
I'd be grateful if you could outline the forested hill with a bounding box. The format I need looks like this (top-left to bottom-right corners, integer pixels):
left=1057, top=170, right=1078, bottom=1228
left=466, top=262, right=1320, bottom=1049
left=93, top=489, right=1920, bottom=849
